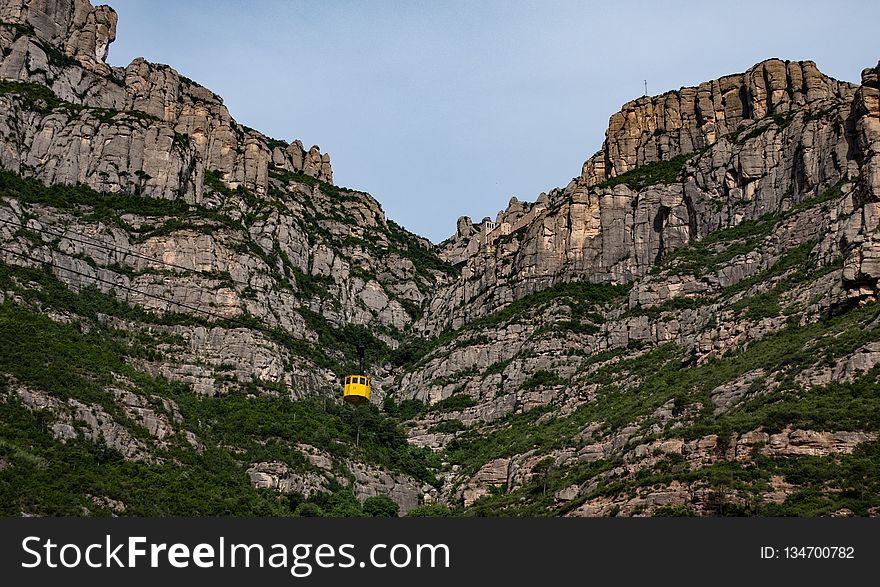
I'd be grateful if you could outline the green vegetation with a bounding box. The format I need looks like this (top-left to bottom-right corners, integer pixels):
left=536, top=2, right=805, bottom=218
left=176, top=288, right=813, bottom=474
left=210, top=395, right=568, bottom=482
left=267, top=167, right=457, bottom=292
left=446, top=295, right=880, bottom=485
left=296, top=308, right=390, bottom=376
left=268, top=167, right=359, bottom=203
left=596, top=152, right=700, bottom=191
left=428, top=420, right=467, bottom=434
left=0, top=399, right=292, bottom=516
left=0, top=21, right=36, bottom=38
left=0, top=170, right=193, bottom=220
left=662, top=213, right=780, bottom=276
left=759, top=443, right=880, bottom=516
left=482, top=359, right=511, bottom=378
left=0, top=85, right=873, bottom=519
left=0, top=168, right=417, bottom=377
left=172, top=132, right=193, bottom=152
left=0, top=294, right=441, bottom=516
left=494, top=225, right=528, bottom=247
left=174, top=393, right=439, bottom=487
left=264, top=136, right=288, bottom=150
left=381, top=397, right=427, bottom=420
left=34, top=39, right=79, bottom=68
left=0, top=79, right=72, bottom=114
left=431, top=394, right=477, bottom=413
left=521, top=370, right=566, bottom=390
left=802, top=103, right=844, bottom=124
left=0, top=80, right=160, bottom=123
left=785, top=178, right=848, bottom=216
left=731, top=110, right=798, bottom=144
left=387, top=220, right=459, bottom=279
left=391, top=281, right=629, bottom=370
left=407, top=504, right=455, bottom=517
left=291, top=267, right=335, bottom=299
left=363, top=495, right=400, bottom=517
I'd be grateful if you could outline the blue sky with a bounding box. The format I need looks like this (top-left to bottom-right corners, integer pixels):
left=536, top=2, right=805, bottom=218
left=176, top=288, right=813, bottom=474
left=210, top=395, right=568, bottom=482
left=108, top=1, right=880, bottom=242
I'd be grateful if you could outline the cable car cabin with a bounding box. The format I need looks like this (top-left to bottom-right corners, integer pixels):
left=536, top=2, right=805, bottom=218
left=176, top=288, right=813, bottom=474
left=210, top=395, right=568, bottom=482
left=343, top=345, right=371, bottom=405
left=343, top=374, right=371, bottom=405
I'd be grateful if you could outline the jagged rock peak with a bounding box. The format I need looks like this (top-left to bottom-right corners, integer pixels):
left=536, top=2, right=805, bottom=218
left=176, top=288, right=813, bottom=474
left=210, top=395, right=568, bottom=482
left=581, top=58, right=858, bottom=185
left=0, top=0, right=117, bottom=72
left=853, top=60, right=879, bottom=202
left=0, top=0, right=333, bottom=199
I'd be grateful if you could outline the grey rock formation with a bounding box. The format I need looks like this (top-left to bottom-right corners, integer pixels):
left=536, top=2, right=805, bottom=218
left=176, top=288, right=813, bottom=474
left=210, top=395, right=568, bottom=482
left=0, top=0, right=332, bottom=205
left=246, top=443, right=435, bottom=514
left=423, top=59, right=871, bottom=336
left=581, top=59, right=855, bottom=184
left=2, top=0, right=880, bottom=518
left=1, top=0, right=117, bottom=71
left=11, top=382, right=155, bottom=461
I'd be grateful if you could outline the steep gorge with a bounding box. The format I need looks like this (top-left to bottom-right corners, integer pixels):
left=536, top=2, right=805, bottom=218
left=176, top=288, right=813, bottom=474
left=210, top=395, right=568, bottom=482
left=0, top=0, right=878, bottom=517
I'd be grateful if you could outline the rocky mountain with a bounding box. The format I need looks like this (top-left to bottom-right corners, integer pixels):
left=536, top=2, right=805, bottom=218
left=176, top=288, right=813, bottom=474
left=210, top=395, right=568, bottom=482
left=0, top=0, right=878, bottom=517
left=0, top=0, right=454, bottom=516
left=396, top=56, right=880, bottom=516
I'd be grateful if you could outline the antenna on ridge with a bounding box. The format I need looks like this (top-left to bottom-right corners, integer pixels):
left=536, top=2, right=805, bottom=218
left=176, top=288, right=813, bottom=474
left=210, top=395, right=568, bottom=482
left=644, top=80, right=648, bottom=96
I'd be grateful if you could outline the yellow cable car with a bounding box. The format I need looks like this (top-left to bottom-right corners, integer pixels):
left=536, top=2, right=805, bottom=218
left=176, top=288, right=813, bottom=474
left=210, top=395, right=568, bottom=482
left=343, top=374, right=371, bottom=405
left=343, top=345, right=371, bottom=405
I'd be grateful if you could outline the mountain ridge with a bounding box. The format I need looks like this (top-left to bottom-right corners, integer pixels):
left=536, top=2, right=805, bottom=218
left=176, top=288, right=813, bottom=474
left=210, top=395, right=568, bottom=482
left=0, top=0, right=879, bottom=517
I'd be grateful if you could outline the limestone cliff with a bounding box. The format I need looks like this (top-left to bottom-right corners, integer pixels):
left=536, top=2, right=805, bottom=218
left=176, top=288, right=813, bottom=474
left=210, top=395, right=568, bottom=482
left=1, top=0, right=880, bottom=518
left=430, top=59, right=867, bottom=335
left=0, top=1, right=456, bottom=403
left=0, top=0, right=332, bottom=202
left=389, top=59, right=880, bottom=516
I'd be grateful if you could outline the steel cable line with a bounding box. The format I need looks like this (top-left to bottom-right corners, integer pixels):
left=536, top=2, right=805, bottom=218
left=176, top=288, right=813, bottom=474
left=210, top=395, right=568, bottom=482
left=0, top=245, right=254, bottom=327
left=0, top=245, right=346, bottom=396
left=0, top=216, right=261, bottom=290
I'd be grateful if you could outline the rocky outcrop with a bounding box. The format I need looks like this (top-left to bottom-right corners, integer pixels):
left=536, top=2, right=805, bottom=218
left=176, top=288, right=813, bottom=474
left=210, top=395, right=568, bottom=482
left=246, top=443, right=436, bottom=515
left=2, top=0, right=879, bottom=519
left=1, top=0, right=117, bottom=72
left=841, top=63, right=880, bottom=299
left=246, top=461, right=330, bottom=498
left=438, top=216, right=478, bottom=266
left=580, top=59, right=856, bottom=184
left=462, top=458, right=510, bottom=507
left=0, top=130, right=450, bottom=397
left=424, top=59, right=870, bottom=337
left=387, top=62, right=880, bottom=516
left=0, top=0, right=332, bottom=205
left=11, top=382, right=154, bottom=461
left=456, top=426, right=878, bottom=515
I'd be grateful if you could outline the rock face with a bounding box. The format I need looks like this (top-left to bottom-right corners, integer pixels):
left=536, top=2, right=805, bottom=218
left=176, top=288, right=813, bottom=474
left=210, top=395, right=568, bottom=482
left=245, top=443, right=436, bottom=515
left=1, top=0, right=117, bottom=71
left=580, top=59, right=855, bottom=184
left=429, top=59, right=864, bottom=336
left=462, top=458, right=510, bottom=507
left=0, top=0, right=455, bottom=515
left=2, top=1, right=880, bottom=518
left=0, top=0, right=332, bottom=204
left=7, top=380, right=193, bottom=462
left=0, top=1, right=456, bottom=400
left=387, top=58, right=880, bottom=515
